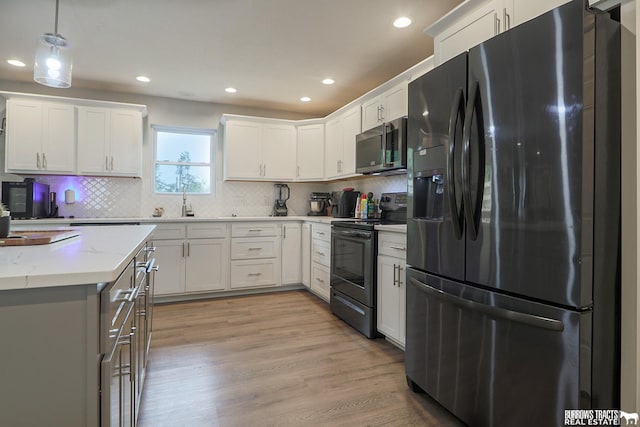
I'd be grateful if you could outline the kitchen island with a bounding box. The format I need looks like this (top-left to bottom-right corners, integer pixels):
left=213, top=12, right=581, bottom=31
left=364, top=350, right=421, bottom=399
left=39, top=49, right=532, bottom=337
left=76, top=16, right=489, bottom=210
left=0, top=225, right=156, bottom=427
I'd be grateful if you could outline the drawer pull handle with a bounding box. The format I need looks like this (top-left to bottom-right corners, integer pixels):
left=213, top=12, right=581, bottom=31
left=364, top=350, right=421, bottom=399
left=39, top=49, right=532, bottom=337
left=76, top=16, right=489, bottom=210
left=315, top=278, right=324, bottom=283
left=248, top=229, right=263, bottom=232
left=248, top=272, right=263, bottom=276
left=248, top=247, right=262, bottom=251
left=316, top=251, right=325, bottom=256
left=389, top=245, right=406, bottom=251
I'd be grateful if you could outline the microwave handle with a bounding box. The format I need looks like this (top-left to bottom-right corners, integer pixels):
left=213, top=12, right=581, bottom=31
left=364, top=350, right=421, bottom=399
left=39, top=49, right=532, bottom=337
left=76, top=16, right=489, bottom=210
left=382, top=122, right=393, bottom=167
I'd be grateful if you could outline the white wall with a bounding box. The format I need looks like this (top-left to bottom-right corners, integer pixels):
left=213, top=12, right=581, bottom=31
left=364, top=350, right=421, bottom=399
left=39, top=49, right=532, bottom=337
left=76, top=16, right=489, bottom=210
left=621, top=0, right=640, bottom=413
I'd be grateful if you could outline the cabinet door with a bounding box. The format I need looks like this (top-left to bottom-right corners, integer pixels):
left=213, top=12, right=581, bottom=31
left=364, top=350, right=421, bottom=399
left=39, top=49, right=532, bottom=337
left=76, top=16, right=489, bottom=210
left=153, top=239, right=186, bottom=295
left=224, top=120, right=262, bottom=179
left=185, top=238, right=229, bottom=292
left=109, top=110, right=142, bottom=177
left=436, top=2, right=499, bottom=64
left=377, top=255, right=406, bottom=346
left=5, top=99, right=43, bottom=172
left=310, top=262, right=330, bottom=302
left=301, top=223, right=311, bottom=288
left=324, top=118, right=342, bottom=179
left=77, top=107, right=110, bottom=174
left=382, top=83, right=408, bottom=122
left=361, top=97, right=383, bottom=131
left=262, top=124, right=296, bottom=180
left=340, top=106, right=361, bottom=176
left=296, top=124, right=325, bottom=180
left=281, top=223, right=302, bottom=285
left=507, top=0, right=570, bottom=28
left=42, top=103, right=75, bottom=173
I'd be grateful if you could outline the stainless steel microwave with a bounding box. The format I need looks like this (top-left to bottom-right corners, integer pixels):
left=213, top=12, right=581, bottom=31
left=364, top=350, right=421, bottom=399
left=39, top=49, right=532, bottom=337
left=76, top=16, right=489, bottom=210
left=1, top=181, right=50, bottom=218
left=355, top=117, right=407, bottom=175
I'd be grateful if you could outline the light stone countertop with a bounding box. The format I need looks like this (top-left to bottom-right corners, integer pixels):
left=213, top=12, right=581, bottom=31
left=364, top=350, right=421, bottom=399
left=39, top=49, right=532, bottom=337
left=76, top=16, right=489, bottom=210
left=375, top=224, right=407, bottom=233
left=0, top=225, right=155, bottom=291
left=11, top=215, right=342, bottom=226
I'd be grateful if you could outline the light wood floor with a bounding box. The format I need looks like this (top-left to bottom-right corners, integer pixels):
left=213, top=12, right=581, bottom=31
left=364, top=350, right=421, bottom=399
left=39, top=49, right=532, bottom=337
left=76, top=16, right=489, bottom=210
left=137, top=290, right=463, bottom=427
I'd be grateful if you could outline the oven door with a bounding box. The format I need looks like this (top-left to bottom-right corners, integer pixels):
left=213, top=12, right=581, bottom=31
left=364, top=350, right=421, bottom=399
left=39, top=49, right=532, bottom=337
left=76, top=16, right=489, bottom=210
left=330, top=227, right=375, bottom=306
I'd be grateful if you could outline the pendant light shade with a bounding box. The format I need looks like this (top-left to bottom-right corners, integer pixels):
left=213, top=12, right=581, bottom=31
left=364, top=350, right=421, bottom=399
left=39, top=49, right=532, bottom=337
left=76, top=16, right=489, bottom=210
left=34, top=0, right=72, bottom=88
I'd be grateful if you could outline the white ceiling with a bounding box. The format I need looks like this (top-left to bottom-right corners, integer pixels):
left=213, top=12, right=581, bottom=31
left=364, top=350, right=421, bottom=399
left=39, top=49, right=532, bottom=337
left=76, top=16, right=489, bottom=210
left=0, top=0, right=462, bottom=116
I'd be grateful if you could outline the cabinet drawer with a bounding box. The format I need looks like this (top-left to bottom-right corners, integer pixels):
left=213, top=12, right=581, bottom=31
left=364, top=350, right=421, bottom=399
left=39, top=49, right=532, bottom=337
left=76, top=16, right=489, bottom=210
left=230, top=259, right=280, bottom=289
left=231, top=236, right=280, bottom=260
left=311, top=239, right=331, bottom=267
left=186, top=222, right=229, bottom=239
left=232, top=222, right=279, bottom=237
left=310, top=262, right=330, bottom=302
left=311, top=223, right=331, bottom=242
left=378, top=232, right=407, bottom=259
left=152, top=223, right=186, bottom=240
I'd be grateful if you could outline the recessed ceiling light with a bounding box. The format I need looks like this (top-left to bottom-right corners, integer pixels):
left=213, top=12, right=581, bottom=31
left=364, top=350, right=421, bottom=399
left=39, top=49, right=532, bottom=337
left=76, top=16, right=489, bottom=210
left=225, top=87, right=237, bottom=93
left=322, top=78, right=335, bottom=85
left=136, top=75, right=150, bottom=83
left=300, top=97, right=311, bottom=102
left=7, top=59, right=26, bottom=67
left=393, top=17, right=412, bottom=28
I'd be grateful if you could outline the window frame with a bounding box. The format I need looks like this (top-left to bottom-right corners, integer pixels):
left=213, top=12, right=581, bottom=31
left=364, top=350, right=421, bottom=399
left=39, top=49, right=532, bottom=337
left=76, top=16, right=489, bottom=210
left=152, top=124, right=216, bottom=195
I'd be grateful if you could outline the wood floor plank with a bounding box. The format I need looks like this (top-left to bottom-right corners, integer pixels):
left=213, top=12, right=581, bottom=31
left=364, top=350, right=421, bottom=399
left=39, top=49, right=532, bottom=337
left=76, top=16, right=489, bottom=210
left=137, top=290, right=463, bottom=427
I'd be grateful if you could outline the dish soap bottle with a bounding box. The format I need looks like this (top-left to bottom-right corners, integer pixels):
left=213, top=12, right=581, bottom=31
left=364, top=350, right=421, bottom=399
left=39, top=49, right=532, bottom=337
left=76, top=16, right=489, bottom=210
left=360, top=194, right=368, bottom=219
left=367, top=193, right=375, bottom=219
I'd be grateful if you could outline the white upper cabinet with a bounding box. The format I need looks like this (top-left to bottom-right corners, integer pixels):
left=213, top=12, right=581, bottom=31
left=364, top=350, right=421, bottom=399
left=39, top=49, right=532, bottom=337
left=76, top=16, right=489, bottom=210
left=428, top=0, right=570, bottom=65
left=361, top=82, right=408, bottom=131
left=77, top=107, right=143, bottom=177
left=223, top=117, right=296, bottom=181
left=5, top=99, right=75, bottom=174
left=261, top=123, right=296, bottom=180
left=2, top=92, right=145, bottom=177
left=325, top=106, right=361, bottom=180
left=296, top=123, right=325, bottom=181
left=506, top=0, right=571, bottom=28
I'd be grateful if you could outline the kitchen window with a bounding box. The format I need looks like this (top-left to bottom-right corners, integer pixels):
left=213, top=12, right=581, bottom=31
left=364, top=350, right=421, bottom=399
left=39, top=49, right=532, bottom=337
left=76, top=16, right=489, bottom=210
left=153, top=126, right=215, bottom=194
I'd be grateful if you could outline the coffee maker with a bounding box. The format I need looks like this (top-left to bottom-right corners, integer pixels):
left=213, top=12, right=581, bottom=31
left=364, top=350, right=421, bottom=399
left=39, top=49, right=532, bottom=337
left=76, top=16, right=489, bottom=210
left=307, top=192, right=331, bottom=216
left=273, top=184, right=290, bottom=216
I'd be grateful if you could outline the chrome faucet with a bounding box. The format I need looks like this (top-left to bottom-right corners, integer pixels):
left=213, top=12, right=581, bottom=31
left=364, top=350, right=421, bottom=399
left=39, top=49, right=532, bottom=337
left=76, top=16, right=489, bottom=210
left=181, top=185, right=188, bottom=217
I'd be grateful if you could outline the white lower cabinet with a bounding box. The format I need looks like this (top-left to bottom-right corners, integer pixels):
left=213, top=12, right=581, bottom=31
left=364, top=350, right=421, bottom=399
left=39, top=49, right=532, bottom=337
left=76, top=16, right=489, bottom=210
left=376, top=231, right=407, bottom=349
left=153, top=223, right=230, bottom=296
left=281, top=223, right=302, bottom=285
left=230, top=259, right=280, bottom=289
left=309, top=223, right=331, bottom=301
left=186, top=239, right=229, bottom=292
left=301, top=223, right=311, bottom=288
left=152, top=220, right=317, bottom=298
left=230, top=222, right=281, bottom=289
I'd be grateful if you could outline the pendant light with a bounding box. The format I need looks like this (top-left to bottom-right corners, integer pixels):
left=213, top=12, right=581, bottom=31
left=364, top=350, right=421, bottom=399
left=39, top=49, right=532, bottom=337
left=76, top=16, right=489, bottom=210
left=34, top=0, right=72, bottom=88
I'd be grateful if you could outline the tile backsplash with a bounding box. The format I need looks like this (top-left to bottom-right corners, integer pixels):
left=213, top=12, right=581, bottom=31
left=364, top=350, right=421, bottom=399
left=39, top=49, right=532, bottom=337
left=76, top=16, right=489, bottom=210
left=20, top=174, right=407, bottom=219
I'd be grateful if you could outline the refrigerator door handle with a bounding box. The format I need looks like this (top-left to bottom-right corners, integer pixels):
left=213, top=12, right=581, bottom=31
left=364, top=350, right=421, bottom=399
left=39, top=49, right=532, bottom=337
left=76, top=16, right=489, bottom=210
left=461, top=81, right=485, bottom=241
left=446, top=87, right=465, bottom=240
left=409, top=277, right=565, bottom=332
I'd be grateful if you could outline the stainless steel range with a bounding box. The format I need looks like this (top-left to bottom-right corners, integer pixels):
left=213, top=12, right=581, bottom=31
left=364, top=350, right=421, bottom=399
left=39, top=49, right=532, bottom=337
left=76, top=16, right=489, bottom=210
left=330, top=192, right=407, bottom=338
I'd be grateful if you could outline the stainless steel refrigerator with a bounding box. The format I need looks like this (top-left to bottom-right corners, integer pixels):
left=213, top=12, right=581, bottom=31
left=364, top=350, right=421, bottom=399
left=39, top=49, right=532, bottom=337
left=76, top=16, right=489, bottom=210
left=405, top=1, right=621, bottom=426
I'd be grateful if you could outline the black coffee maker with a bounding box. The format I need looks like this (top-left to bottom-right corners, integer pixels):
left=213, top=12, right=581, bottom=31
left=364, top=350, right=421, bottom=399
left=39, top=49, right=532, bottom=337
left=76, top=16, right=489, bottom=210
left=331, top=189, right=360, bottom=218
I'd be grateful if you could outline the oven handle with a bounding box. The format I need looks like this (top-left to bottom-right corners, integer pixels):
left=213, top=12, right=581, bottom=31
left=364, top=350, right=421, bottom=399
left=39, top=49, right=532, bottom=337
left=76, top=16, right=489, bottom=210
left=332, top=229, right=372, bottom=240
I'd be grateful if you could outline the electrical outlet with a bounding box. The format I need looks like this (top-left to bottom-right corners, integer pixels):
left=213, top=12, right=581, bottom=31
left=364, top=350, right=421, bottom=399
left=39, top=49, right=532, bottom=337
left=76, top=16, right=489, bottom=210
left=232, top=197, right=245, bottom=206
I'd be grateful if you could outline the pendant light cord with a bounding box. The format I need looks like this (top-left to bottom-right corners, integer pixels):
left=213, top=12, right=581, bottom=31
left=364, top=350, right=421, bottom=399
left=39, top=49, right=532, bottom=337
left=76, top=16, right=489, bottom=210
left=54, top=0, right=60, bottom=36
